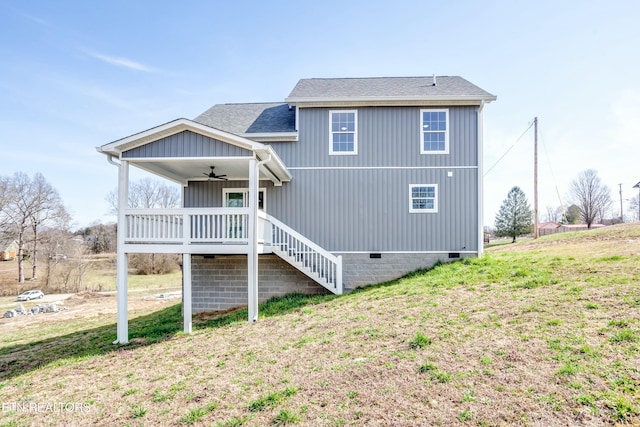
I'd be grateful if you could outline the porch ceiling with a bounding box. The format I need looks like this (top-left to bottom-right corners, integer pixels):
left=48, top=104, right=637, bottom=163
left=129, top=157, right=282, bottom=185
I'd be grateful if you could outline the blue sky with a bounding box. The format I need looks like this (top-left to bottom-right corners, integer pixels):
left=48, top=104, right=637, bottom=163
left=1, top=0, right=639, bottom=228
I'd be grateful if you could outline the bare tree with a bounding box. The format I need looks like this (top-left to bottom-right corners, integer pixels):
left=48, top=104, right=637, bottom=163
left=569, top=169, right=612, bottom=228
left=543, top=205, right=563, bottom=223
left=0, top=177, right=8, bottom=213
left=106, top=177, right=180, bottom=274
left=625, top=194, right=640, bottom=222
left=0, top=172, right=70, bottom=282
left=55, top=241, right=91, bottom=293
left=1, top=172, right=35, bottom=283
left=106, top=177, right=180, bottom=214
left=628, top=194, right=640, bottom=222
left=27, top=173, right=71, bottom=279
left=76, top=222, right=117, bottom=253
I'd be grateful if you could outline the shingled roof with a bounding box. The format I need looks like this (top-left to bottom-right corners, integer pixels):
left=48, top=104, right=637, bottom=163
left=285, top=76, right=496, bottom=105
left=194, top=76, right=494, bottom=137
left=194, top=102, right=295, bottom=135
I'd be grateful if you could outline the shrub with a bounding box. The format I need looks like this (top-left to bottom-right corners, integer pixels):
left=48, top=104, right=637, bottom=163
left=132, top=253, right=180, bottom=275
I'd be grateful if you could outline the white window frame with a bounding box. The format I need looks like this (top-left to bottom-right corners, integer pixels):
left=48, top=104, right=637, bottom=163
left=420, top=108, right=449, bottom=154
left=329, top=110, right=358, bottom=155
left=409, top=184, right=438, bottom=213
left=223, top=188, right=266, bottom=210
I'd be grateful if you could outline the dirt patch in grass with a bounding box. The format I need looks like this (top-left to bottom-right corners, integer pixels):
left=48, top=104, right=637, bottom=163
left=0, top=287, right=180, bottom=333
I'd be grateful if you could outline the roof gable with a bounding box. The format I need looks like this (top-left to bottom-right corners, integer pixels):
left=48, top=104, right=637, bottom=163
left=97, top=118, right=267, bottom=157
left=97, top=118, right=292, bottom=186
left=121, top=130, right=253, bottom=159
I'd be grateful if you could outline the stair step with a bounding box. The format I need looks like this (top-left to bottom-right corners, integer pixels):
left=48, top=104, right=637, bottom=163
left=274, top=252, right=326, bottom=279
left=270, top=243, right=340, bottom=294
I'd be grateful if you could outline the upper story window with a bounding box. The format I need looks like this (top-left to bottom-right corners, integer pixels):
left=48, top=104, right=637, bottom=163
left=329, top=110, right=357, bottom=155
left=409, top=184, right=438, bottom=213
left=420, top=109, right=449, bottom=154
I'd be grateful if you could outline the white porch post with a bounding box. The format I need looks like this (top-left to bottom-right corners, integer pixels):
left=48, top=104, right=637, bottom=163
left=183, top=253, right=192, bottom=333
left=247, top=158, right=259, bottom=322
left=115, top=160, right=129, bottom=345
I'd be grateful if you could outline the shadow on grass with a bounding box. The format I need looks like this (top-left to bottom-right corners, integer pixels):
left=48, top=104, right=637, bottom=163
left=0, top=292, right=339, bottom=382
left=0, top=260, right=456, bottom=382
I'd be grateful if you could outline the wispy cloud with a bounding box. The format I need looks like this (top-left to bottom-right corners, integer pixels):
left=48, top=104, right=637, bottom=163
left=83, top=49, right=156, bottom=72
left=21, top=13, right=48, bottom=26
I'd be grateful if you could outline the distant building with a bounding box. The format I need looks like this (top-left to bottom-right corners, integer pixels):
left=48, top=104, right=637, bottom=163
left=538, top=222, right=605, bottom=236
left=0, top=240, right=18, bottom=261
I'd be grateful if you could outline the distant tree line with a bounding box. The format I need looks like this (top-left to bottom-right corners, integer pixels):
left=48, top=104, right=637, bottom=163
left=75, top=222, right=117, bottom=254
left=0, top=173, right=182, bottom=290
left=77, top=177, right=182, bottom=274
left=493, top=169, right=620, bottom=243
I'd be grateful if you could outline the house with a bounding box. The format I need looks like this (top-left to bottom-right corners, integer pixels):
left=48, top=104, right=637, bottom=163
left=97, top=76, right=496, bottom=344
left=538, top=221, right=561, bottom=236
left=0, top=240, right=18, bottom=261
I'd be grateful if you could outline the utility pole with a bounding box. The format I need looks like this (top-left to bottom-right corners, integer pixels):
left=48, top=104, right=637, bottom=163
left=533, top=117, right=539, bottom=239
left=619, top=183, right=624, bottom=223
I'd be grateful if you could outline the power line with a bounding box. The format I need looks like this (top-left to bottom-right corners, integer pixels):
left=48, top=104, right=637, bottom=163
left=484, top=120, right=535, bottom=177
left=538, top=127, right=565, bottom=215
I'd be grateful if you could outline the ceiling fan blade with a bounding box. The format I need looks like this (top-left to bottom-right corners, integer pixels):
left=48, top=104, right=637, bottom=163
left=203, top=166, right=228, bottom=180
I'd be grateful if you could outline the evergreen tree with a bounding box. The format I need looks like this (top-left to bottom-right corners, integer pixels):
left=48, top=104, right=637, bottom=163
left=564, top=204, right=581, bottom=224
left=494, top=186, right=533, bottom=243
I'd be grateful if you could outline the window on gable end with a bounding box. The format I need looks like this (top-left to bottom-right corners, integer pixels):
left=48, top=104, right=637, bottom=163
left=420, top=109, right=449, bottom=154
left=329, top=110, right=357, bottom=155
left=409, top=184, right=438, bottom=213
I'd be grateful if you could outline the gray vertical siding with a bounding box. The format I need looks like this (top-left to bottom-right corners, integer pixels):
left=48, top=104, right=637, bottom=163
left=267, top=168, right=478, bottom=252
left=122, top=130, right=253, bottom=158
left=184, top=167, right=478, bottom=252
left=184, top=180, right=274, bottom=208
left=269, top=106, right=478, bottom=168
left=182, top=105, right=480, bottom=253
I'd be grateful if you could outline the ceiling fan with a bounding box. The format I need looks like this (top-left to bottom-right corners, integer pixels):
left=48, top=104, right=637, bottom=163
left=203, top=166, right=227, bottom=181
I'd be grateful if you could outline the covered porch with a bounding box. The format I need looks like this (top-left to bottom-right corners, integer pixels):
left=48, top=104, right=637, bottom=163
left=97, top=119, right=307, bottom=344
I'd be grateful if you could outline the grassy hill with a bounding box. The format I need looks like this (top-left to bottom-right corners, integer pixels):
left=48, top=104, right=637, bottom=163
left=1, top=224, right=639, bottom=426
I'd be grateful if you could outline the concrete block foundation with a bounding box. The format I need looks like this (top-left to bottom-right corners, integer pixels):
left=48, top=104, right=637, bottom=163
left=190, top=252, right=475, bottom=312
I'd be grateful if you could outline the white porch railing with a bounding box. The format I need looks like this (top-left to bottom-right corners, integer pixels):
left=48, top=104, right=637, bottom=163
left=122, top=208, right=342, bottom=295
left=124, top=208, right=249, bottom=244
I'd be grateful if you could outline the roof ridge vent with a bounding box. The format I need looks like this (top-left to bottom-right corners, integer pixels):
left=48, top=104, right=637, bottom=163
left=432, top=74, right=437, bottom=86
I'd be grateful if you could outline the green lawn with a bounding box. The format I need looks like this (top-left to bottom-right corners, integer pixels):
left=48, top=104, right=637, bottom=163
left=0, top=224, right=638, bottom=426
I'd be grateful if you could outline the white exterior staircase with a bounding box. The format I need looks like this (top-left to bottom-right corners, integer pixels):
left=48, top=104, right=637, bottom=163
left=261, top=212, right=343, bottom=295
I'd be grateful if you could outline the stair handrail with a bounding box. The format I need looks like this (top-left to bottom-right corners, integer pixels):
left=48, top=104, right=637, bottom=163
left=260, top=211, right=342, bottom=294
left=259, top=212, right=340, bottom=263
